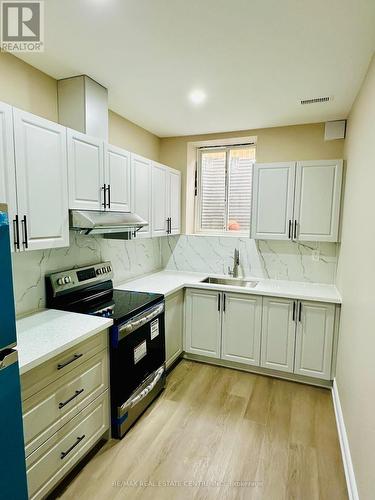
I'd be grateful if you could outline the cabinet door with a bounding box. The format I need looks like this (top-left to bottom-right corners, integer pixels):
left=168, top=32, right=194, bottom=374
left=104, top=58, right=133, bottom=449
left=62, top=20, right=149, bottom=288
left=13, top=109, right=69, bottom=251
left=104, top=144, right=131, bottom=212
left=261, top=297, right=296, bottom=373
left=168, top=168, right=181, bottom=235
left=0, top=102, right=18, bottom=251
left=221, top=293, right=262, bottom=366
left=131, top=153, right=151, bottom=238
left=251, top=162, right=295, bottom=240
left=184, top=288, right=221, bottom=358
left=165, top=290, right=184, bottom=368
left=294, top=160, right=343, bottom=242
left=294, top=301, right=335, bottom=380
left=151, top=162, right=168, bottom=237
left=67, top=128, right=104, bottom=210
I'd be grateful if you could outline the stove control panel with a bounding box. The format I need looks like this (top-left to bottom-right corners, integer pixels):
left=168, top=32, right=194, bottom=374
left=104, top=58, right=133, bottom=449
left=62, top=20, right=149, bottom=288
left=47, top=262, right=113, bottom=295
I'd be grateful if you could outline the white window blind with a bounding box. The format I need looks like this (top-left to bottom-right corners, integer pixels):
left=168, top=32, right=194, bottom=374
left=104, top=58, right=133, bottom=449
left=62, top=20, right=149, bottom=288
left=197, top=146, right=255, bottom=234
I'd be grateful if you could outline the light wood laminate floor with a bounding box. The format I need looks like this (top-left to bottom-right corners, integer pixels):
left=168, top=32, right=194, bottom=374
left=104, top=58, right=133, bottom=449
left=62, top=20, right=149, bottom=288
left=56, top=360, right=347, bottom=500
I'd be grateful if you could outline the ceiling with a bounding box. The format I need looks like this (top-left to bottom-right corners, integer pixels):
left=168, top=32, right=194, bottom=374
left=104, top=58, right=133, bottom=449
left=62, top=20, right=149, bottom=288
left=16, top=0, right=375, bottom=137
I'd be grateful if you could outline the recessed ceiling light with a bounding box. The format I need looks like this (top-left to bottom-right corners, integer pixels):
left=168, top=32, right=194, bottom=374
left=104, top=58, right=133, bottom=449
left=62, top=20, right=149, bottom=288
left=189, top=89, right=206, bottom=105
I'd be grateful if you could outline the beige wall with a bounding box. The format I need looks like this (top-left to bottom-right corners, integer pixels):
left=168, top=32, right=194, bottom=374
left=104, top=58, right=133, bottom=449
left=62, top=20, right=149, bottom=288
left=0, top=52, right=160, bottom=160
left=0, top=51, right=58, bottom=121
left=160, top=123, right=344, bottom=232
left=108, top=110, right=160, bottom=161
left=335, top=54, right=375, bottom=499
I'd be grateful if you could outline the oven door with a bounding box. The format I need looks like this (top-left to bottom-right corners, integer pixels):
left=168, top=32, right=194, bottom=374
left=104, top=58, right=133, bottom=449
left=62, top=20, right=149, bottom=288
left=110, top=301, right=166, bottom=415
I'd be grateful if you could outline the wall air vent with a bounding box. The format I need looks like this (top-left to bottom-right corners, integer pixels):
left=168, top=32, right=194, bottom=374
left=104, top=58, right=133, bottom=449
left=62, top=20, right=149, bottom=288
left=300, top=96, right=330, bottom=105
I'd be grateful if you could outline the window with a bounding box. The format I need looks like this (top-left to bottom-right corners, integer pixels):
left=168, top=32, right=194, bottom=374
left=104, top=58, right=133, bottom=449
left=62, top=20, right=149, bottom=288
left=195, top=145, right=255, bottom=234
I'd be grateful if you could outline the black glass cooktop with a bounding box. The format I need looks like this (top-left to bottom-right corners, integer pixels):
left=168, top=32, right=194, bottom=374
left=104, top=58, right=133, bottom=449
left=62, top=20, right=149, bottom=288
left=47, top=279, right=164, bottom=324
left=110, top=289, right=163, bottom=322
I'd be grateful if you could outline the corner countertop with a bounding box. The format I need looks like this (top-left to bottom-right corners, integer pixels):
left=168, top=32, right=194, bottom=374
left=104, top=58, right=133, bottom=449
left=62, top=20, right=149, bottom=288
left=115, top=270, right=342, bottom=304
left=16, top=309, right=113, bottom=374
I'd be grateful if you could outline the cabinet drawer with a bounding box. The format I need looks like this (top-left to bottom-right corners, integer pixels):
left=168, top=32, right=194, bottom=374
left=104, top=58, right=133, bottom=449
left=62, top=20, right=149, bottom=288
left=23, top=349, right=108, bottom=457
left=26, top=390, right=109, bottom=500
left=21, top=331, right=108, bottom=400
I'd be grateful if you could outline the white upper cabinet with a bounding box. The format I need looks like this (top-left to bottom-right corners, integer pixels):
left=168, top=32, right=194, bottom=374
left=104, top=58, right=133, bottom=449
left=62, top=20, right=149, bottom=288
left=184, top=288, right=222, bottom=359
left=151, top=162, right=181, bottom=237
left=294, top=300, right=335, bottom=380
left=261, top=297, right=296, bottom=373
left=151, top=162, right=168, bottom=237
left=13, top=109, right=69, bottom=251
left=104, top=144, right=131, bottom=212
left=0, top=102, right=17, bottom=249
left=251, top=160, right=343, bottom=242
left=251, top=162, right=295, bottom=240
left=221, top=292, right=262, bottom=366
left=67, top=129, right=104, bottom=211
left=294, top=160, right=343, bottom=242
left=168, top=168, right=181, bottom=235
left=131, top=153, right=152, bottom=238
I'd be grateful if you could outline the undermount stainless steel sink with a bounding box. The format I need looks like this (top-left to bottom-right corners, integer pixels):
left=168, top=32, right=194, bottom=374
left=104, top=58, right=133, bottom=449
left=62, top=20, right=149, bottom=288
left=201, top=277, right=259, bottom=288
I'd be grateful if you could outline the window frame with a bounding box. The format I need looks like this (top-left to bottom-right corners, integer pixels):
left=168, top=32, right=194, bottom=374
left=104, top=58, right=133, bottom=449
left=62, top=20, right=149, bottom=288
left=194, top=144, right=255, bottom=236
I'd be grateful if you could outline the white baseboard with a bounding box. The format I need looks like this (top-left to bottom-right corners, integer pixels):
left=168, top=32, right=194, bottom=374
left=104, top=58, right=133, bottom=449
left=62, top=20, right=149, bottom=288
left=331, top=379, right=359, bottom=500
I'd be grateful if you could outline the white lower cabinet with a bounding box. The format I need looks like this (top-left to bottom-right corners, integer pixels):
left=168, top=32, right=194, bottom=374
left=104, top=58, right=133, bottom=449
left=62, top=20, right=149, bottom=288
left=184, top=288, right=337, bottom=382
left=21, top=332, right=110, bottom=499
left=294, top=300, right=335, bottom=380
left=165, top=290, right=184, bottom=368
left=221, top=293, right=262, bottom=366
left=23, top=349, right=109, bottom=457
left=261, top=297, right=296, bottom=373
left=184, top=288, right=221, bottom=358
left=26, top=391, right=109, bottom=500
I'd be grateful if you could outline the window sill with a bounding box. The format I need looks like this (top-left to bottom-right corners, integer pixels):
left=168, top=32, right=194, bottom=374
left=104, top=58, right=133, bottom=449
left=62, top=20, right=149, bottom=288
left=189, top=232, right=250, bottom=239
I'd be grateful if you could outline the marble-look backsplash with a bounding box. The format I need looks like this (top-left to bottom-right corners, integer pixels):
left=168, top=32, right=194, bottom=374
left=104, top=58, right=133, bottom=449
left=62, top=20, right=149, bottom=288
left=13, top=232, right=338, bottom=316
left=12, top=232, right=162, bottom=317
left=161, top=235, right=337, bottom=284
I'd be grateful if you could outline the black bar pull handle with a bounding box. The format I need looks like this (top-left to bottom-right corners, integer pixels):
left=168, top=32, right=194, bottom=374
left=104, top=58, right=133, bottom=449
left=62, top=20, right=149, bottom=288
left=223, top=293, right=226, bottom=312
left=57, top=353, right=83, bottom=370
left=292, top=301, right=296, bottom=322
left=218, top=293, right=221, bottom=312
left=21, top=215, right=28, bottom=249
left=13, top=215, right=20, bottom=251
left=107, top=184, right=111, bottom=209
left=298, top=302, right=302, bottom=322
left=102, top=184, right=107, bottom=208
left=60, top=435, right=86, bottom=460
left=288, top=220, right=292, bottom=239
left=294, top=220, right=298, bottom=240
left=58, top=389, right=84, bottom=409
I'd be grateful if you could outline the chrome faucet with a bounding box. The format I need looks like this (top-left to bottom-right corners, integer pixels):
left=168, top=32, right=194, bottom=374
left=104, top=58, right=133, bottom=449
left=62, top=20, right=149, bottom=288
left=228, top=248, right=240, bottom=278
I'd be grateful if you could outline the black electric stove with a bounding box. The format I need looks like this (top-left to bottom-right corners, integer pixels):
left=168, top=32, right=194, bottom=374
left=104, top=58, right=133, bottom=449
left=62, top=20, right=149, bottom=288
left=46, top=262, right=166, bottom=439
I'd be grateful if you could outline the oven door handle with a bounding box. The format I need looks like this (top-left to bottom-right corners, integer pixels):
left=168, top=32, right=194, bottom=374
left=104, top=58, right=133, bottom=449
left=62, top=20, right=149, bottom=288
left=119, top=366, right=165, bottom=414
left=117, top=303, right=164, bottom=341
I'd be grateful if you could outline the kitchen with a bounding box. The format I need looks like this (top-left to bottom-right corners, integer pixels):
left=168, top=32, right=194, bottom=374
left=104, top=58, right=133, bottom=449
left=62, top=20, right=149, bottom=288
left=1, top=1, right=374, bottom=499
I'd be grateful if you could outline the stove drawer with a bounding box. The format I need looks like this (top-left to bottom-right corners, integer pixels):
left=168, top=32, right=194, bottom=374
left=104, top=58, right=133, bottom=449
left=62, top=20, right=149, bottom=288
left=23, top=349, right=109, bottom=457
left=21, top=330, right=108, bottom=400
left=26, top=391, right=109, bottom=500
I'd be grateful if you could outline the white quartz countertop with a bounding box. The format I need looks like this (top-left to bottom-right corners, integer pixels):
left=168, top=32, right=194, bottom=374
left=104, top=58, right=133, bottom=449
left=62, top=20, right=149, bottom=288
left=116, top=270, right=342, bottom=304
left=16, top=309, right=113, bottom=374
left=115, top=271, right=208, bottom=297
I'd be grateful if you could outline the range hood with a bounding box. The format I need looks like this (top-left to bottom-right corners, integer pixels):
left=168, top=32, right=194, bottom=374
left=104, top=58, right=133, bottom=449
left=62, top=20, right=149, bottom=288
left=70, top=210, right=148, bottom=238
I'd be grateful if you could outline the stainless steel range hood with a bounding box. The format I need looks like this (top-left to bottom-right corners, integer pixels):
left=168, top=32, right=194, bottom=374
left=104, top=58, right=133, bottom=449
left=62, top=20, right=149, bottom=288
left=70, top=210, right=148, bottom=238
